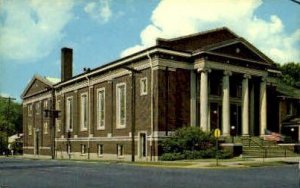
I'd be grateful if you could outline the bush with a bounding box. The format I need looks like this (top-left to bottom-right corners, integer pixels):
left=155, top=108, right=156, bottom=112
left=160, top=153, right=185, bottom=161
left=160, top=127, right=232, bottom=161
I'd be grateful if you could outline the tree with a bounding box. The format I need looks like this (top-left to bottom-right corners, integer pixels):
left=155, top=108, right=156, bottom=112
left=276, top=62, right=300, bottom=88
left=0, top=97, right=22, bottom=153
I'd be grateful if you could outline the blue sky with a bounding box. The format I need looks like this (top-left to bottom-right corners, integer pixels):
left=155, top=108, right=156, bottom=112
left=0, top=0, right=299, bottom=102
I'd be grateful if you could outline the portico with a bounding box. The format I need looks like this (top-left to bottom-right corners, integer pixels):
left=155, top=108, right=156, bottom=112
left=196, top=61, right=269, bottom=137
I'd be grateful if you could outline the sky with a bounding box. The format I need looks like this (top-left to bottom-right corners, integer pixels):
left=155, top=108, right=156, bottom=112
left=0, top=0, right=299, bottom=102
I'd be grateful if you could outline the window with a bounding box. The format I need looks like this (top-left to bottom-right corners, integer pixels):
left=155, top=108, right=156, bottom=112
left=43, top=122, right=48, bottom=134
left=56, top=119, right=61, bottom=132
left=80, top=93, right=88, bottom=131
left=98, top=144, right=104, bottom=156
left=117, top=144, right=124, bottom=157
left=140, top=77, right=148, bottom=95
left=67, top=144, right=71, bottom=154
left=28, top=104, right=33, bottom=116
left=116, top=83, right=126, bottom=128
left=28, top=124, right=32, bottom=136
left=66, top=97, right=73, bottom=131
left=56, top=100, right=61, bottom=111
left=35, top=102, right=40, bottom=115
left=97, top=88, right=105, bottom=130
left=43, top=100, right=48, bottom=109
left=81, top=144, right=87, bottom=154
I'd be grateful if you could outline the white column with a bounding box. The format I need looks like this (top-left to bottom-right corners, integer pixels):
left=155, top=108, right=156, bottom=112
left=260, top=77, right=267, bottom=136
left=199, top=68, right=209, bottom=132
left=242, top=74, right=250, bottom=136
left=222, top=71, right=231, bottom=136
left=190, top=71, right=196, bottom=127
left=250, top=82, right=255, bottom=135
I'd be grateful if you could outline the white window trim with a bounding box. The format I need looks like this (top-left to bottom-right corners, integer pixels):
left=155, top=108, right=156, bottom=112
left=28, top=124, right=32, bottom=136
left=43, top=122, right=48, bottom=134
left=81, top=144, right=87, bottom=155
left=117, top=144, right=124, bottom=158
left=140, top=77, right=148, bottom=96
left=66, top=96, right=73, bottom=132
left=80, top=92, right=88, bottom=131
left=56, top=119, right=61, bottom=132
left=43, top=100, right=48, bottom=109
left=116, top=83, right=126, bottom=129
left=35, top=102, right=40, bottom=115
left=97, top=88, right=105, bottom=130
left=28, top=104, right=32, bottom=117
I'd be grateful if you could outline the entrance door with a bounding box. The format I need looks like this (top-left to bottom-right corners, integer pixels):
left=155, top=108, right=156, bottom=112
left=139, top=133, right=146, bottom=158
left=230, top=104, right=241, bottom=136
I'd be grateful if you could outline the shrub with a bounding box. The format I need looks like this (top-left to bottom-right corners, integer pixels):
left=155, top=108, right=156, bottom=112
left=160, top=153, right=185, bottom=161
left=160, top=127, right=232, bottom=161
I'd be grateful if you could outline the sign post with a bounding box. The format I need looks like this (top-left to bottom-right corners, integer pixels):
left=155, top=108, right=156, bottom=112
left=214, top=129, right=221, bottom=166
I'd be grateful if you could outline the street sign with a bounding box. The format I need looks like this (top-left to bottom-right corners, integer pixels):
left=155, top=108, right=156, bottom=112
left=214, top=128, right=221, bottom=138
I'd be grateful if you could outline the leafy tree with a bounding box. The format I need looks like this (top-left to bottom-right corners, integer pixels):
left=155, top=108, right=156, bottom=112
left=0, top=97, right=22, bottom=153
left=276, top=62, right=300, bottom=88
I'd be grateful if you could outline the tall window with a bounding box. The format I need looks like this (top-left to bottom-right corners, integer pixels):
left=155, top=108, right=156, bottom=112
left=97, top=88, right=105, bottom=130
left=81, top=144, right=87, bottom=154
left=35, top=102, right=40, bottom=115
left=80, top=93, right=88, bottom=131
left=56, top=100, right=61, bottom=132
left=43, top=100, right=48, bottom=109
left=117, top=144, right=124, bottom=157
left=98, top=144, right=104, bottom=156
left=28, top=104, right=32, bottom=117
left=140, top=77, right=148, bottom=95
left=43, top=122, right=48, bottom=134
left=116, top=83, right=126, bottom=128
left=66, top=97, right=73, bottom=131
left=28, top=124, right=32, bottom=136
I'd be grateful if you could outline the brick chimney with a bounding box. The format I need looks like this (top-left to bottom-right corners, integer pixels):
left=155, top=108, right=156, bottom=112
left=61, top=47, right=73, bottom=82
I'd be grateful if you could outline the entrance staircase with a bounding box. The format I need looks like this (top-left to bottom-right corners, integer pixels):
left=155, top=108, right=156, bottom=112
left=229, top=136, right=299, bottom=158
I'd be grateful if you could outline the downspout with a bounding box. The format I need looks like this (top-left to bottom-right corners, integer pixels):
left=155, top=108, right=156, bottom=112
left=85, top=75, right=91, bottom=160
left=147, top=52, right=154, bottom=161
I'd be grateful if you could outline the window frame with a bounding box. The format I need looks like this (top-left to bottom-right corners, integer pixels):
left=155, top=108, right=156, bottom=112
left=43, top=121, right=48, bottom=134
left=28, top=123, right=32, bottom=136
left=117, top=144, right=124, bottom=157
left=28, top=104, right=33, bottom=117
left=66, top=96, right=73, bottom=132
left=116, top=83, right=126, bottom=129
left=80, top=92, right=89, bottom=131
left=97, top=88, right=105, bottom=130
left=140, top=77, right=148, bottom=96
left=81, top=144, right=87, bottom=155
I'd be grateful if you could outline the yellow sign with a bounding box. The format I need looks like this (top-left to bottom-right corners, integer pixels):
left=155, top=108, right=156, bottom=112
left=214, top=128, right=221, bottom=138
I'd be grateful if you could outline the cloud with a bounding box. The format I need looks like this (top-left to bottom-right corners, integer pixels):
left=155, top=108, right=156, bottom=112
left=0, top=0, right=74, bottom=62
left=84, top=0, right=112, bottom=23
left=121, top=0, right=300, bottom=64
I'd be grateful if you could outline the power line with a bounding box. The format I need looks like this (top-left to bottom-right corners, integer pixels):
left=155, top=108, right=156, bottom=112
left=290, top=0, right=300, bottom=5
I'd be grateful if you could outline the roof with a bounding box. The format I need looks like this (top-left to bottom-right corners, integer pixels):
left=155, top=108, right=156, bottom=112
left=277, top=80, right=300, bottom=99
left=21, top=74, right=60, bottom=99
left=57, top=27, right=275, bottom=88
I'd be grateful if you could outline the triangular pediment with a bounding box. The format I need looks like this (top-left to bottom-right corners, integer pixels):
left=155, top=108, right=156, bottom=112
left=204, top=39, right=274, bottom=65
left=21, top=75, right=56, bottom=99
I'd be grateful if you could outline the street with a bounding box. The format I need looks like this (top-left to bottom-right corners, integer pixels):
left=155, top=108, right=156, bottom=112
left=0, top=158, right=299, bottom=188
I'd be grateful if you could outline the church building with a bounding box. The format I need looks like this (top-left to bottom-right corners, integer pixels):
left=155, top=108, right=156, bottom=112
left=22, top=27, right=282, bottom=161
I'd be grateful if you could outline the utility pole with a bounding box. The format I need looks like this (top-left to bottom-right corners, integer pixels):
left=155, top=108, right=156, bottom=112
left=2, top=96, right=16, bottom=155
left=123, top=66, right=141, bottom=162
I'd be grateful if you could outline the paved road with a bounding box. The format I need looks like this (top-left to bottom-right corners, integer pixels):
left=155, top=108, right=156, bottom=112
left=0, top=158, right=299, bottom=188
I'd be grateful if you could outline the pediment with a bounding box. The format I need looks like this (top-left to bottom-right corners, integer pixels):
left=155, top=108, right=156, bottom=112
left=21, top=75, right=54, bottom=99
left=205, top=40, right=274, bottom=65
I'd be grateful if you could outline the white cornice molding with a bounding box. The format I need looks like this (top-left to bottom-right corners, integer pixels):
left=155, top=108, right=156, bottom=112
left=23, top=93, right=52, bottom=105
left=205, top=60, right=268, bottom=77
